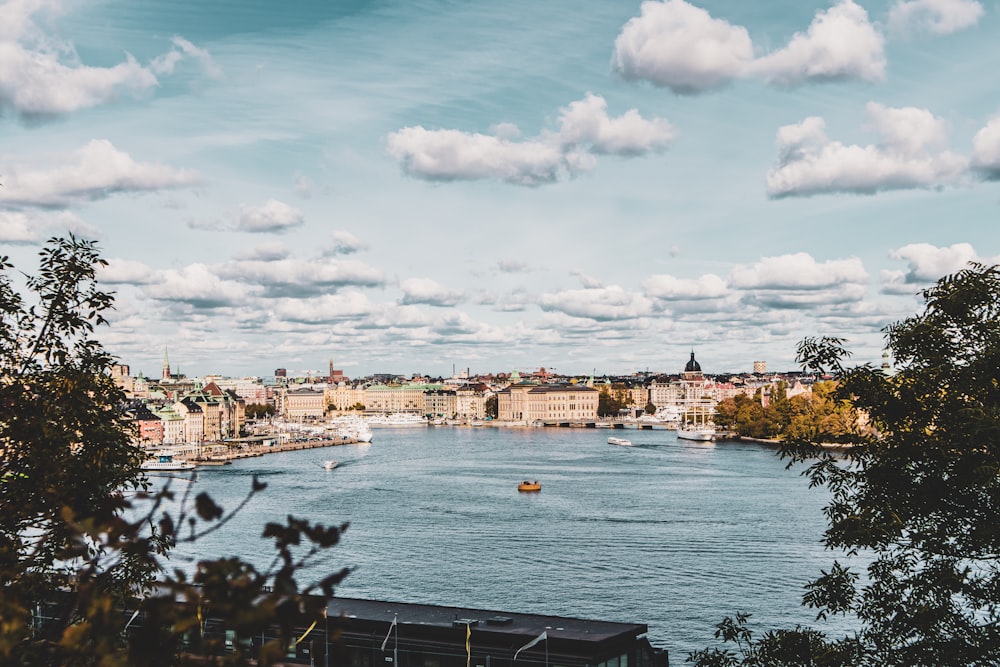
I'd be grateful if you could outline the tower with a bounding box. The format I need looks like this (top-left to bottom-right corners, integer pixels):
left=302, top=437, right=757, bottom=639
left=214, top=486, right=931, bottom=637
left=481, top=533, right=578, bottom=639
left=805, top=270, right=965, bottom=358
left=162, top=347, right=171, bottom=381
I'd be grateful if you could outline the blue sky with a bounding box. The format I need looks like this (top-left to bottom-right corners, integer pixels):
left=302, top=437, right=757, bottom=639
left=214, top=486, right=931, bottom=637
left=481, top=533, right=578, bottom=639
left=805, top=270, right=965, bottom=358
left=1, top=0, right=998, bottom=378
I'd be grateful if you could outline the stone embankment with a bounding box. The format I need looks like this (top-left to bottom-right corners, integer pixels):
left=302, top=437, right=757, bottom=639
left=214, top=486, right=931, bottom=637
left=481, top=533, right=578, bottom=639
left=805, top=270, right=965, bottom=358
left=184, top=437, right=365, bottom=466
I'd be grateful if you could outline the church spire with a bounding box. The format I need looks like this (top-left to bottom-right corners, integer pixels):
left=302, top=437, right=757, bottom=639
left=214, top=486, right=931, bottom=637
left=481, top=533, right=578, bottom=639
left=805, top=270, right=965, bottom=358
left=162, top=347, right=171, bottom=381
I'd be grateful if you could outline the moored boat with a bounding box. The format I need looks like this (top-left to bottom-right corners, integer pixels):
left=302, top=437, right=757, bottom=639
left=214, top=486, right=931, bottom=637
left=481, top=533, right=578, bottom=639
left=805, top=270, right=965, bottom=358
left=141, top=454, right=195, bottom=472
left=677, top=426, right=716, bottom=441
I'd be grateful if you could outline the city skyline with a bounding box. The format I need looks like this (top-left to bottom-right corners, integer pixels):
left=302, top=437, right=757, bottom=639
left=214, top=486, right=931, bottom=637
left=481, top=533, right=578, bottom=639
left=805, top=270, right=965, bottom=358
left=1, top=0, right=998, bottom=378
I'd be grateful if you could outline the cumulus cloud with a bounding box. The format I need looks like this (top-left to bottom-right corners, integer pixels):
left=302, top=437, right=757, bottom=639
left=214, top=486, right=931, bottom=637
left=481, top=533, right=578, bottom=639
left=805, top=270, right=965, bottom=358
left=612, top=0, right=752, bottom=94
left=144, top=264, right=251, bottom=308
left=539, top=285, right=654, bottom=321
left=613, top=1, right=885, bottom=92
left=324, top=230, right=368, bottom=255
left=269, top=291, right=375, bottom=324
left=729, top=253, right=869, bottom=309
left=889, top=242, right=986, bottom=282
left=233, top=199, right=304, bottom=233
left=387, top=93, right=673, bottom=186
left=888, top=0, right=984, bottom=35
left=98, top=258, right=159, bottom=285
left=766, top=102, right=967, bottom=197
left=642, top=273, right=728, bottom=300
left=0, top=139, right=199, bottom=208
left=0, top=209, right=98, bottom=243
left=730, top=252, right=869, bottom=289
left=750, top=1, right=885, bottom=86
left=216, top=257, right=385, bottom=297
left=399, top=277, right=466, bottom=307
left=0, top=2, right=217, bottom=118
left=971, top=114, right=1000, bottom=180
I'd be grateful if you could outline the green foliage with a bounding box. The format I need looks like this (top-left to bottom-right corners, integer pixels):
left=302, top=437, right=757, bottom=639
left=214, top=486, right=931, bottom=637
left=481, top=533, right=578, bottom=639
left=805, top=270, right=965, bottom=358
left=598, top=384, right=630, bottom=417
left=713, top=382, right=858, bottom=442
left=0, top=237, right=349, bottom=665
left=245, top=403, right=275, bottom=419
left=485, top=394, right=498, bottom=419
left=692, top=263, right=1000, bottom=666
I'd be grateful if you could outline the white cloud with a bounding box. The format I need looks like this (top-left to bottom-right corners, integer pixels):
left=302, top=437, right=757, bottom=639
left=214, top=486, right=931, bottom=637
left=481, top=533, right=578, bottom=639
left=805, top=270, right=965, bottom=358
left=613, top=0, right=885, bottom=93
left=539, top=285, right=654, bottom=321
left=0, top=209, right=97, bottom=243
left=971, top=114, right=1000, bottom=180
left=233, top=199, right=304, bottom=233
left=324, top=230, right=369, bottom=255
left=557, top=94, right=675, bottom=155
left=570, top=269, right=605, bottom=289
left=888, top=242, right=986, bottom=282
left=642, top=273, right=728, bottom=300
left=0, top=140, right=199, bottom=208
left=270, top=292, right=375, bottom=324
left=730, top=252, right=869, bottom=290
left=150, top=36, right=223, bottom=79
left=0, top=2, right=217, bottom=118
left=399, top=277, right=466, bottom=307
left=750, top=1, right=885, bottom=86
left=888, top=0, right=984, bottom=35
left=766, top=103, right=967, bottom=197
left=98, top=258, right=159, bottom=285
left=234, top=243, right=291, bottom=261
left=216, top=257, right=385, bottom=296
left=387, top=93, right=672, bottom=186
left=144, top=264, right=252, bottom=308
left=611, top=0, right=753, bottom=94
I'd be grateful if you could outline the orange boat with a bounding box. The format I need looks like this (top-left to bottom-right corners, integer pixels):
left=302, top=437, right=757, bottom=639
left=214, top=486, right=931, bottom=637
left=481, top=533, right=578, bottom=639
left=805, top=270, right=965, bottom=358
left=517, top=480, right=541, bottom=492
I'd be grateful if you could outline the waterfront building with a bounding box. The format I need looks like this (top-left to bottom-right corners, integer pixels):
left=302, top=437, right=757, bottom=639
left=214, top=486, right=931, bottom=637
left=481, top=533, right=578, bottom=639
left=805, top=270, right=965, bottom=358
left=173, top=399, right=204, bottom=444
left=364, top=383, right=443, bottom=414
left=152, top=403, right=185, bottom=445
left=455, top=386, right=487, bottom=420
left=424, top=389, right=457, bottom=418
left=324, top=384, right=367, bottom=413
left=278, top=386, right=325, bottom=419
left=496, top=383, right=599, bottom=422
left=126, top=403, right=163, bottom=447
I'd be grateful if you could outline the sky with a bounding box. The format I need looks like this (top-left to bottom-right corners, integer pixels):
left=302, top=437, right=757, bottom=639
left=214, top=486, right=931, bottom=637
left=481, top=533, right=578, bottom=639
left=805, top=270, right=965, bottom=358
left=1, top=0, right=998, bottom=379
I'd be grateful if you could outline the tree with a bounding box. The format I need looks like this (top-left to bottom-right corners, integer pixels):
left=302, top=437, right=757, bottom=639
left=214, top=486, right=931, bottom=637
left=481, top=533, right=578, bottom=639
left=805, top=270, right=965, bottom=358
left=0, top=237, right=348, bottom=665
left=691, top=263, right=1000, bottom=666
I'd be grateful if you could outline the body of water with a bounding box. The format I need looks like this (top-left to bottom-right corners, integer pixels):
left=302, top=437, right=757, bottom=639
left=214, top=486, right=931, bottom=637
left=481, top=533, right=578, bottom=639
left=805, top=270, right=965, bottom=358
left=163, top=426, right=855, bottom=658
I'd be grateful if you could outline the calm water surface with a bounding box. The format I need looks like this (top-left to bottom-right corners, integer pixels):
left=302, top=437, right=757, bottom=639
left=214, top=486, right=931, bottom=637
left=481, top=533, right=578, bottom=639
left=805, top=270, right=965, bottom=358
left=164, top=426, right=855, bottom=658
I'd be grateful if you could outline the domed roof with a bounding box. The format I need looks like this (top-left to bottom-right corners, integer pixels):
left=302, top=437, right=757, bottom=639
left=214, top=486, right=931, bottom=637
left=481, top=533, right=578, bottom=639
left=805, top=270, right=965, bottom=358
left=684, top=351, right=701, bottom=373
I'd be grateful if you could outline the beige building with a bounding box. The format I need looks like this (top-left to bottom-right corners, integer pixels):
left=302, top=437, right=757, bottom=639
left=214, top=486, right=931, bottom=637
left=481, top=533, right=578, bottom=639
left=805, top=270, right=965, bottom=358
left=173, top=400, right=204, bottom=444
left=279, top=387, right=326, bottom=419
left=497, top=384, right=599, bottom=422
left=364, top=384, right=442, bottom=414
left=324, top=385, right=367, bottom=412
left=455, top=387, right=487, bottom=420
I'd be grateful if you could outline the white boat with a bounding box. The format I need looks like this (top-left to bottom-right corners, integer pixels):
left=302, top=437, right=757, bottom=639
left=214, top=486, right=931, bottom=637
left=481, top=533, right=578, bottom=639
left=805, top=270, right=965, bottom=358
left=367, top=414, right=427, bottom=428
left=677, top=426, right=716, bottom=441
left=323, top=460, right=339, bottom=470
left=595, top=421, right=611, bottom=429
left=608, top=436, right=633, bottom=446
left=141, top=454, right=195, bottom=471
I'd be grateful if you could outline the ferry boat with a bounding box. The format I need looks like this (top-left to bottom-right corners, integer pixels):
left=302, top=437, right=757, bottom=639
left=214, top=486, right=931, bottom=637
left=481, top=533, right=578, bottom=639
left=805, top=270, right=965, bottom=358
left=608, top=437, right=633, bottom=446
left=141, top=454, right=195, bottom=472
